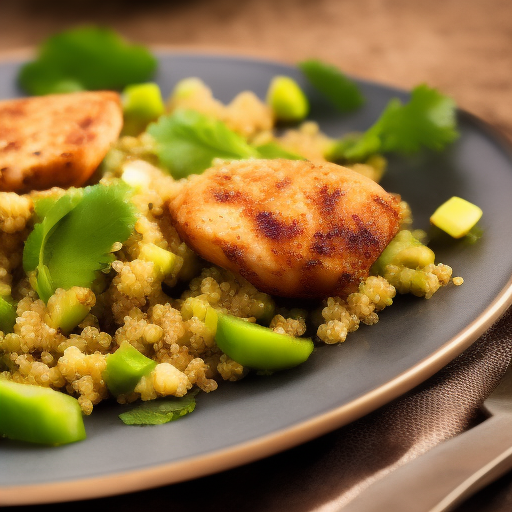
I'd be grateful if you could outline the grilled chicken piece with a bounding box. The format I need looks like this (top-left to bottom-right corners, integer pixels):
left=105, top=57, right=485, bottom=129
left=170, top=159, right=402, bottom=299
left=0, top=91, right=122, bottom=193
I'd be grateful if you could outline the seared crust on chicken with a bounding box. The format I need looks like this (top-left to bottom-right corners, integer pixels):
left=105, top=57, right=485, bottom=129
left=170, top=159, right=402, bottom=298
left=0, top=91, right=122, bottom=193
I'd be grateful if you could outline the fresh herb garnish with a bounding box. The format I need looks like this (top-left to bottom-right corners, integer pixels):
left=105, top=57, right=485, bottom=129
left=119, top=391, right=198, bottom=425
left=298, top=59, right=365, bottom=112
left=18, top=26, right=157, bottom=96
left=0, top=296, right=17, bottom=334
left=147, top=109, right=260, bottom=178
left=254, top=141, right=305, bottom=160
left=23, top=184, right=137, bottom=303
left=330, top=84, right=459, bottom=162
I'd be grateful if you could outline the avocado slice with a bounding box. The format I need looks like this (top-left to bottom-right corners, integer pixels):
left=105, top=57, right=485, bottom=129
left=215, top=314, right=314, bottom=371
left=0, top=380, right=86, bottom=445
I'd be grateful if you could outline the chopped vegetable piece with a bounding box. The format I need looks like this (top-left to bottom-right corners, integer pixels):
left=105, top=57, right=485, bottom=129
left=23, top=184, right=137, bottom=303
left=122, top=82, right=165, bottom=135
left=0, top=296, right=17, bottom=334
left=119, top=392, right=197, bottom=425
left=298, top=59, right=364, bottom=112
left=372, top=230, right=435, bottom=275
left=104, top=341, right=157, bottom=396
left=139, top=243, right=177, bottom=277
left=18, top=26, right=157, bottom=96
left=430, top=197, right=483, bottom=238
left=204, top=307, right=219, bottom=335
left=338, top=85, right=459, bottom=162
left=215, top=314, right=314, bottom=371
left=121, top=161, right=152, bottom=191
left=46, top=287, right=95, bottom=334
left=267, top=75, right=309, bottom=122
left=147, top=109, right=260, bottom=178
left=0, top=380, right=86, bottom=445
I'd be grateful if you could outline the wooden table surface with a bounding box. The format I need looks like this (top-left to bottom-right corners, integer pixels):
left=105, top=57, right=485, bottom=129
left=1, top=0, right=511, bottom=140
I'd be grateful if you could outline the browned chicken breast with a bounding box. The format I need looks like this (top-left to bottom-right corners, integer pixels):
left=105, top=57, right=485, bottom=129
left=170, top=159, right=402, bottom=299
left=0, top=91, right=122, bottom=193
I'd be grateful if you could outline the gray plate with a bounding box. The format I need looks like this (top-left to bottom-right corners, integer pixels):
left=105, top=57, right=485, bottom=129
left=1, top=52, right=512, bottom=505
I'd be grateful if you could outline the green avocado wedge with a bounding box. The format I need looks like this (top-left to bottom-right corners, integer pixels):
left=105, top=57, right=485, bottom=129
left=0, top=380, right=86, bottom=445
left=215, top=314, right=314, bottom=371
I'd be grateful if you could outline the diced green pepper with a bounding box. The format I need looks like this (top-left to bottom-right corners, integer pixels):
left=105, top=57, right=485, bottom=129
left=372, top=230, right=435, bottom=275
left=46, top=287, right=95, bottom=335
left=215, top=314, right=314, bottom=371
left=103, top=341, right=157, bottom=396
left=266, top=76, right=309, bottom=122
left=0, top=380, right=86, bottom=445
left=139, top=243, right=177, bottom=277
left=0, top=296, right=17, bottom=334
left=122, top=82, right=165, bottom=135
left=430, top=196, right=483, bottom=238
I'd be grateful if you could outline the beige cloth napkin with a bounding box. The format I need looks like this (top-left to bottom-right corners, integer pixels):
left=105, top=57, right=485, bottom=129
left=14, top=307, right=512, bottom=512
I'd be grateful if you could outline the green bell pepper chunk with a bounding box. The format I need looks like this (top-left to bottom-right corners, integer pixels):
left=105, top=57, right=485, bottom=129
left=215, top=314, right=314, bottom=371
left=0, top=380, right=86, bottom=445
left=0, top=295, right=17, bottom=333
left=266, top=75, right=309, bottom=122
left=103, top=341, right=157, bottom=396
left=122, top=82, right=165, bottom=135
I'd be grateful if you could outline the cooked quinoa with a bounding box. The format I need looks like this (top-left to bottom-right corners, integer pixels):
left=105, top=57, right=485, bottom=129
left=0, top=80, right=461, bottom=418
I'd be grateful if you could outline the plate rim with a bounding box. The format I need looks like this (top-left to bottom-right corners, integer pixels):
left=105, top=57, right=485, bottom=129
left=1, top=50, right=512, bottom=505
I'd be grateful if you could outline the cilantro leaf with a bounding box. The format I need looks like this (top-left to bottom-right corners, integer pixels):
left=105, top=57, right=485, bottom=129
left=23, top=190, right=83, bottom=275
left=23, top=184, right=136, bottom=303
left=298, top=59, right=365, bottom=112
left=335, top=84, right=459, bottom=162
left=119, top=392, right=198, bottom=425
left=18, top=26, right=157, bottom=96
left=254, top=141, right=305, bottom=160
left=0, top=296, right=17, bottom=334
left=147, top=109, right=260, bottom=178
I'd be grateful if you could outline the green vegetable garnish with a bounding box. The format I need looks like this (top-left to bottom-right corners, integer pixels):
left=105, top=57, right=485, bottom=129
left=266, top=75, right=309, bottom=122
left=253, top=141, right=305, bottom=160
left=332, top=84, right=459, bottom=162
left=430, top=196, right=483, bottom=239
left=46, top=287, right=95, bottom=335
left=215, top=314, right=314, bottom=371
left=0, top=296, right=17, bottom=334
left=122, top=82, right=165, bottom=136
left=23, top=184, right=137, bottom=303
left=138, top=243, right=177, bottom=277
left=119, top=391, right=198, bottom=425
left=147, top=109, right=260, bottom=178
left=0, top=380, right=86, bottom=445
left=104, top=341, right=157, bottom=397
left=18, top=26, right=157, bottom=95
left=298, top=59, right=365, bottom=112
left=372, top=230, right=435, bottom=275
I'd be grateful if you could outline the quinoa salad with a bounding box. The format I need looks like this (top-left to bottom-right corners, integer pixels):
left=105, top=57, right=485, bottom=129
left=0, top=55, right=471, bottom=444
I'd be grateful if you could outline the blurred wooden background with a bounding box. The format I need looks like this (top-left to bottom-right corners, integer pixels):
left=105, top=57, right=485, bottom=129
left=1, top=0, right=511, bottom=140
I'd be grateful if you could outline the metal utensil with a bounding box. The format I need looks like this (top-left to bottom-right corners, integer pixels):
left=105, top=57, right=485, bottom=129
left=342, top=363, right=512, bottom=512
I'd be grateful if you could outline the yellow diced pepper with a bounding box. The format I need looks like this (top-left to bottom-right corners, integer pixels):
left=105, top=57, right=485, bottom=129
left=430, top=197, right=482, bottom=238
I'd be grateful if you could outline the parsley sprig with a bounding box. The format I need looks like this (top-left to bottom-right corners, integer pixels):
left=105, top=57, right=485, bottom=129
left=329, top=84, right=459, bottom=162
left=119, top=391, right=198, bottom=425
left=19, top=26, right=157, bottom=95
left=23, top=184, right=137, bottom=303
left=148, top=109, right=274, bottom=178
left=298, top=59, right=365, bottom=112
